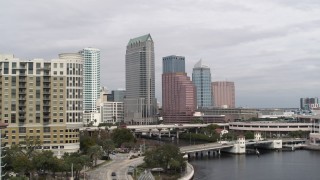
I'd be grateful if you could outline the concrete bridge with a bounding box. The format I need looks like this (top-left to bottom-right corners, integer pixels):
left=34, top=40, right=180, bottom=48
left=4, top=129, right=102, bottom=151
left=179, top=137, right=305, bottom=157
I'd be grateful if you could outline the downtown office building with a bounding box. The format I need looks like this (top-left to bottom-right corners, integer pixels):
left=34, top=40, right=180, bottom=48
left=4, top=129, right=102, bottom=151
left=0, top=53, right=83, bottom=156
left=162, top=55, right=197, bottom=124
left=97, top=88, right=124, bottom=124
left=124, top=34, right=157, bottom=125
left=192, top=60, right=213, bottom=108
left=212, top=81, right=235, bottom=108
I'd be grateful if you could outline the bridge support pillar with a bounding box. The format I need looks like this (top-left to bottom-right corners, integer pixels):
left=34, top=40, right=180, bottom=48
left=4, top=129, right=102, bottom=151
left=158, top=129, right=162, bottom=139
left=267, top=140, right=282, bottom=149
left=222, top=136, right=246, bottom=154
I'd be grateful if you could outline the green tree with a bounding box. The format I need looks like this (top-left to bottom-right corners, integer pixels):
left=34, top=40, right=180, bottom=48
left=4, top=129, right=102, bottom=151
left=144, top=144, right=186, bottom=173
left=88, top=145, right=103, bottom=166
left=222, top=132, right=236, bottom=141
left=101, top=139, right=115, bottom=158
left=111, top=128, right=135, bottom=147
left=202, top=124, right=219, bottom=136
left=80, top=131, right=96, bottom=153
left=62, top=152, right=91, bottom=179
left=288, top=130, right=306, bottom=138
left=192, top=118, right=203, bottom=124
left=4, top=137, right=41, bottom=178
left=11, top=153, right=33, bottom=176
left=32, top=150, right=57, bottom=174
left=244, top=131, right=254, bottom=139
left=248, top=117, right=260, bottom=121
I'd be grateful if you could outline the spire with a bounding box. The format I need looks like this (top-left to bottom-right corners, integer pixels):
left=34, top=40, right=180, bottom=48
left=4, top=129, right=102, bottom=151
left=194, top=59, right=209, bottom=68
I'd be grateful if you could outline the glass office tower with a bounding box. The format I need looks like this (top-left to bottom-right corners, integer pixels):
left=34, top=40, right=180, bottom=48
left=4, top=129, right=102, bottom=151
left=192, top=60, right=212, bottom=108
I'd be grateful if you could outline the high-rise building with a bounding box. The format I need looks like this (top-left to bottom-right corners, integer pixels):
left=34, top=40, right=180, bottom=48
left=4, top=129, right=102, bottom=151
left=192, top=60, right=212, bottom=108
left=79, top=48, right=100, bottom=125
left=162, top=55, right=197, bottom=124
left=0, top=53, right=83, bottom=156
left=107, top=89, right=125, bottom=103
left=163, top=55, right=185, bottom=73
left=124, top=34, right=157, bottom=125
left=300, top=97, right=319, bottom=110
left=80, top=48, right=100, bottom=113
left=212, top=81, right=235, bottom=108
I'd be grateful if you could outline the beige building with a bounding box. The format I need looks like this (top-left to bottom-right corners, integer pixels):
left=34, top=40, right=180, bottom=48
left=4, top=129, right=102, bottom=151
left=0, top=53, right=83, bottom=156
left=212, top=81, right=235, bottom=108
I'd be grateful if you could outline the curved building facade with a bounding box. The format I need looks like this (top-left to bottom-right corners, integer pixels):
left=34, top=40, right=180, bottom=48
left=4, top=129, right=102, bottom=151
left=192, top=60, right=212, bottom=108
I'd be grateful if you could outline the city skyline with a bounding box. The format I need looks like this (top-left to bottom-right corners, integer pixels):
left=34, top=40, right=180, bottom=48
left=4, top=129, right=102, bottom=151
left=1, top=0, right=320, bottom=108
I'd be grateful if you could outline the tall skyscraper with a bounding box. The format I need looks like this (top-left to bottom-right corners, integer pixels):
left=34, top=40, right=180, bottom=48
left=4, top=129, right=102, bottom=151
left=212, top=81, right=235, bottom=108
left=80, top=48, right=100, bottom=113
left=162, top=55, right=197, bottom=124
left=163, top=55, right=185, bottom=73
left=124, top=34, right=157, bottom=125
left=192, top=60, right=212, bottom=108
left=0, top=53, right=83, bottom=156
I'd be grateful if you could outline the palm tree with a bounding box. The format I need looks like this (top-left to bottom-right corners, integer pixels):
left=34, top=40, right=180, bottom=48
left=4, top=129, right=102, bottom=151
left=87, top=145, right=103, bottom=166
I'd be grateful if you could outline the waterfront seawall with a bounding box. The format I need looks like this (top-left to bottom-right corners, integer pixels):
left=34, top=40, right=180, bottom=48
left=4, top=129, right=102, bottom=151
left=178, top=162, right=194, bottom=180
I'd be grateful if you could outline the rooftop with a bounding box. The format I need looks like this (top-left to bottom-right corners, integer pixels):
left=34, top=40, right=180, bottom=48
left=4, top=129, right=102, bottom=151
left=128, top=34, right=152, bottom=46
left=194, top=59, right=210, bottom=69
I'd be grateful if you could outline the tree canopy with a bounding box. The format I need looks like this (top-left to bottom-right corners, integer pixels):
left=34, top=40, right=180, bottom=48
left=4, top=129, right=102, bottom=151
left=144, top=144, right=186, bottom=173
left=111, top=128, right=135, bottom=147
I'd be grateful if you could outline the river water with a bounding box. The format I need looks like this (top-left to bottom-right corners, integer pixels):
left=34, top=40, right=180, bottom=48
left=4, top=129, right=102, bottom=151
left=190, top=150, right=320, bottom=180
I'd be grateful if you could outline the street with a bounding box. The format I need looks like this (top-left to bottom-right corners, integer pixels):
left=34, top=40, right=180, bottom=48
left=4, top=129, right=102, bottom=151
left=86, top=154, right=144, bottom=180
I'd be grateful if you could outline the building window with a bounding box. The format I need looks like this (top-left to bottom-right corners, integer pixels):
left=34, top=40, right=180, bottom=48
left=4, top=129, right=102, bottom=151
left=43, top=127, right=50, bottom=133
left=19, top=127, right=26, bottom=133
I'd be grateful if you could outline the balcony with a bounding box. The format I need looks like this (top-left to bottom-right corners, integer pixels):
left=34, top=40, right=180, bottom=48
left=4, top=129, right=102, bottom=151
left=43, top=85, right=51, bottom=89
left=43, top=78, right=50, bottom=82
left=19, top=116, right=26, bottom=121
left=19, top=90, right=26, bottom=94
left=19, top=97, right=26, bottom=101
left=43, top=96, right=50, bottom=100
left=43, top=103, right=50, bottom=107
left=43, top=72, right=50, bottom=76
left=43, top=90, right=50, bottom=94
left=19, top=78, right=26, bottom=82
left=19, top=103, right=26, bottom=107
left=19, top=85, right=26, bottom=89
left=19, top=72, right=26, bottom=76
left=19, top=110, right=26, bottom=114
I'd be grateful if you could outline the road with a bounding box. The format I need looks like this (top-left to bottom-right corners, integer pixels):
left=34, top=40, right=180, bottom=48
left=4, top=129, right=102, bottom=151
left=180, top=142, right=234, bottom=153
left=86, top=154, right=144, bottom=180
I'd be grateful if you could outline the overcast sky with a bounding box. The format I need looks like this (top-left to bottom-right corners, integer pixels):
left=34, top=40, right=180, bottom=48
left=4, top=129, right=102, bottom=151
left=1, top=0, right=320, bottom=108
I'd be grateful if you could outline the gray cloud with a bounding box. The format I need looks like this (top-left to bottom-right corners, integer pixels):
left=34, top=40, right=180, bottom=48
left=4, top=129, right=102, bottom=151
left=1, top=0, right=320, bottom=108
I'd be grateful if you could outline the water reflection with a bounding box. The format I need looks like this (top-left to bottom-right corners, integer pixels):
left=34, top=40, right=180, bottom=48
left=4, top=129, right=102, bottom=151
left=191, top=150, right=320, bottom=180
